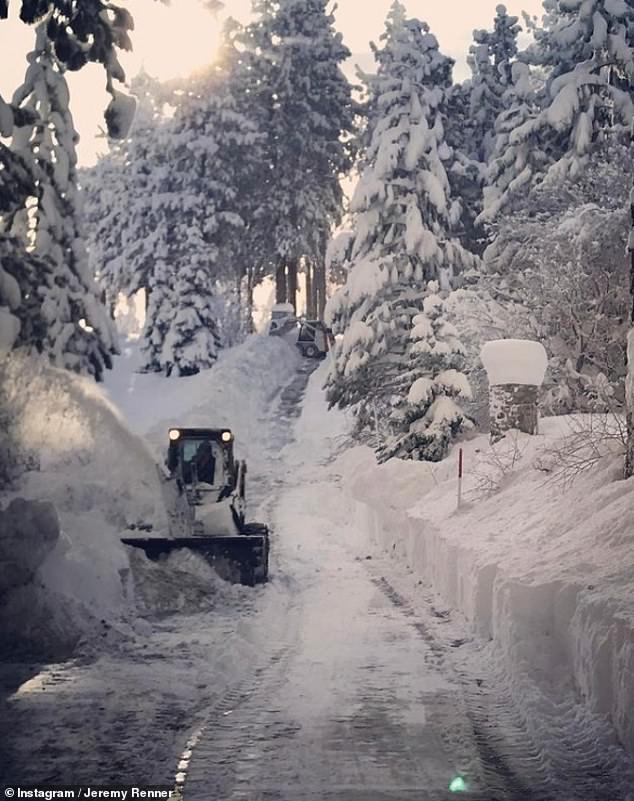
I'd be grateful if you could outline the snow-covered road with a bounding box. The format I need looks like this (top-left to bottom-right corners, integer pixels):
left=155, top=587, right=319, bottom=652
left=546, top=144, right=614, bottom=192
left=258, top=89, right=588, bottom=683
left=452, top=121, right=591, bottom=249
left=176, top=363, right=478, bottom=799
left=2, top=357, right=633, bottom=800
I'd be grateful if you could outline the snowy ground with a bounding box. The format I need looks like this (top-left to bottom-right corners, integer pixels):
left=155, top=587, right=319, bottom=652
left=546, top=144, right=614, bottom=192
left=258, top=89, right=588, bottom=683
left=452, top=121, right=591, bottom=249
left=2, top=344, right=634, bottom=798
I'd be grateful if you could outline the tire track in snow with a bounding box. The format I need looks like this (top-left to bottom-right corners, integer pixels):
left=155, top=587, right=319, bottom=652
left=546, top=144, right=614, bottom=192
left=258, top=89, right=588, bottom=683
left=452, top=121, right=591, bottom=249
left=368, top=572, right=634, bottom=801
left=172, top=358, right=318, bottom=800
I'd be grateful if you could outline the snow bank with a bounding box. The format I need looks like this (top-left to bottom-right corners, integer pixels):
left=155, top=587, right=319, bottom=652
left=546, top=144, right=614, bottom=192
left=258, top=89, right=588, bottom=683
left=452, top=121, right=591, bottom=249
left=105, top=335, right=299, bottom=472
left=0, top=353, right=166, bottom=655
left=337, top=420, right=634, bottom=757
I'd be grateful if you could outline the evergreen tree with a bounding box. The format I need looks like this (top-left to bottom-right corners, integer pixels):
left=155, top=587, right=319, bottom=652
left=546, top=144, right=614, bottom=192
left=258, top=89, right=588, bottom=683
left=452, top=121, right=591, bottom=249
left=444, top=82, right=485, bottom=256
left=528, top=0, right=634, bottom=176
left=378, top=282, right=472, bottom=462
left=81, top=72, right=169, bottom=311
left=443, top=6, right=520, bottom=253
left=625, top=181, right=634, bottom=479
left=479, top=60, right=547, bottom=222
left=482, top=0, right=634, bottom=219
left=140, top=31, right=265, bottom=376
left=466, top=4, right=521, bottom=164
left=0, top=0, right=135, bottom=372
left=241, top=0, right=356, bottom=314
left=7, top=26, right=117, bottom=380
left=134, top=107, right=221, bottom=376
left=326, top=2, right=476, bottom=431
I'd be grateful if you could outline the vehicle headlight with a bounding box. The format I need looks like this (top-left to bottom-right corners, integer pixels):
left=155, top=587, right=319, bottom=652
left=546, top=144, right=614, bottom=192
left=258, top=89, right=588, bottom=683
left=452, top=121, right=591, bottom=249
left=221, top=431, right=233, bottom=443
left=169, top=429, right=181, bottom=441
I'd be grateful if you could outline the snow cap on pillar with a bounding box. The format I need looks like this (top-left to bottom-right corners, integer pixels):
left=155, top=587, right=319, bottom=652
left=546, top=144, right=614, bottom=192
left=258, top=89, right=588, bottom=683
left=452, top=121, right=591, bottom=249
left=480, top=339, right=548, bottom=387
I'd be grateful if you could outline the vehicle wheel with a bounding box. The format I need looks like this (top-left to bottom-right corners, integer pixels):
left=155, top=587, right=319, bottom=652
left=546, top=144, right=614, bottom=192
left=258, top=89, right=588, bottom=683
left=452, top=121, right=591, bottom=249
left=242, top=522, right=269, bottom=537
left=304, top=344, right=318, bottom=358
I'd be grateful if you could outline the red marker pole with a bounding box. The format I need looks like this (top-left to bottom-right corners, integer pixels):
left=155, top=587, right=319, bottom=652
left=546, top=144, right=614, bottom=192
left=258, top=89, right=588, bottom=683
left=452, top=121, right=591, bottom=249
left=457, top=447, right=464, bottom=510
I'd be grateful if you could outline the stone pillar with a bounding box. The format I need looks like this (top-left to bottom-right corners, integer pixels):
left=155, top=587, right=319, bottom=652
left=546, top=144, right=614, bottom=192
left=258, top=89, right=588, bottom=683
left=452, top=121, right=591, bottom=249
left=480, top=339, right=548, bottom=442
left=490, top=383, right=540, bottom=441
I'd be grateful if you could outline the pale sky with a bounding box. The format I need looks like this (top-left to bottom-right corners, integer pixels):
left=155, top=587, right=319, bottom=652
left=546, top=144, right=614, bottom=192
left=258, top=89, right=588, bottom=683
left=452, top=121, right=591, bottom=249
left=0, top=0, right=545, bottom=165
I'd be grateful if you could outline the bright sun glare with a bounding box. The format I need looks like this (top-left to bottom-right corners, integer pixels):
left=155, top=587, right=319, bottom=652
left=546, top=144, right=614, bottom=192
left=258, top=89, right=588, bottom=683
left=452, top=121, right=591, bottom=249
left=123, top=0, right=224, bottom=80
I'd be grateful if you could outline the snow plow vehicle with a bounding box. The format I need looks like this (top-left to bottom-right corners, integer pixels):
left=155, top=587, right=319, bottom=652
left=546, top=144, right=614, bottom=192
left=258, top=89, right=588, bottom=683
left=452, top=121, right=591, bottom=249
left=296, top=320, right=333, bottom=359
left=122, top=428, right=269, bottom=587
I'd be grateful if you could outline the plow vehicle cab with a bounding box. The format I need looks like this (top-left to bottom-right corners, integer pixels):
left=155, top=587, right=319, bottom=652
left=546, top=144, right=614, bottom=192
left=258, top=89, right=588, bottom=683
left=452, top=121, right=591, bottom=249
left=122, top=428, right=269, bottom=586
left=167, top=428, right=246, bottom=530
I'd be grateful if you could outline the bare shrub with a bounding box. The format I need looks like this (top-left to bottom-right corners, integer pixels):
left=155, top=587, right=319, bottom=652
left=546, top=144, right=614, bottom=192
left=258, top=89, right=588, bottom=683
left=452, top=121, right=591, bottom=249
left=534, top=412, right=626, bottom=487
left=466, top=430, right=528, bottom=500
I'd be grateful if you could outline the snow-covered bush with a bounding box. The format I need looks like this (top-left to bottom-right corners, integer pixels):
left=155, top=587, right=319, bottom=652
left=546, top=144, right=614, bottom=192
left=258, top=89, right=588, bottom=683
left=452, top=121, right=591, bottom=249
left=466, top=430, right=528, bottom=500
left=534, top=412, right=628, bottom=487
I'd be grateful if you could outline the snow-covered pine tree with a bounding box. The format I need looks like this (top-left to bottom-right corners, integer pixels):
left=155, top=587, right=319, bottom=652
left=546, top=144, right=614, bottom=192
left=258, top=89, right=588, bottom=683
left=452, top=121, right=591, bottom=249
left=482, top=0, right=634, bottom=220
left=478, top=60, right=547, bottom=222
left=139, top=29, right=265, bottom=376
left=442, top=6, right=521, bottom=254
left=187, top=22, right=270, bottom=334
left=378, top=282, right=472, bottom=462
left=528, top=0, right=634, bottom=175
left=2, top=0, right=136, bottom=135
left=0, top=98, right=35, bottom=356
left=81, top=72, right=169, bottom=312
left=136, top=112, right=222, bottom=377
left=7, top=25, right=117, bottom=380
left=626, top=182, right=634, bottom=479
left=326, top=2, right=476, bottom=430
left=466, top=4, right=522, bottom=164
left=0, top=0, right=135, bottom=371
left=444, top=82, right=486, bottom=257
left=241, top=0, right=355, bottom=313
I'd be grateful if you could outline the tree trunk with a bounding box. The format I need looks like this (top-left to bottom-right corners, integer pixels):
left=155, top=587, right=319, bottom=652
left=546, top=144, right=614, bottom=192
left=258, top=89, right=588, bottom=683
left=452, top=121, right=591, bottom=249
left=275, top=260, right=287, bottom=305
left=246, top=266, right=255, bottom=334
left=287, top=258, right=298, bottom=314
left=314, top=258, right=327, bottom=320
left=625, top=187, right=634, bottom=478
left=305, top=258, right=314, bottom=319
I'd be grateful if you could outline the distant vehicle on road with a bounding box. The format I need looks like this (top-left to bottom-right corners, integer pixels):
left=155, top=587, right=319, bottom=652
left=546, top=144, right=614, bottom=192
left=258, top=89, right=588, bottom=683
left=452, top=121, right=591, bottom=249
left=268, top=303, right=299, bottom=337
left=296, top=320, right=333, bottom=359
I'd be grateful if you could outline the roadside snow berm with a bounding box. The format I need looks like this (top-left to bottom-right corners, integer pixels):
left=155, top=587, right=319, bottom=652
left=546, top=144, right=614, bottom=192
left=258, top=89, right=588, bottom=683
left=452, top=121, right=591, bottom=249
left=122, top=428, right=269, bottom=587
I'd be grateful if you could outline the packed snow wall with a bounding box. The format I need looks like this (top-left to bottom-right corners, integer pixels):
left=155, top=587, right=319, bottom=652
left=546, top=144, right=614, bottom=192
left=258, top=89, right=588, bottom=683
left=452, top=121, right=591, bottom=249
left=0, top=353, right=166, bottom=655
left=337, top=429, right=634, bottom=758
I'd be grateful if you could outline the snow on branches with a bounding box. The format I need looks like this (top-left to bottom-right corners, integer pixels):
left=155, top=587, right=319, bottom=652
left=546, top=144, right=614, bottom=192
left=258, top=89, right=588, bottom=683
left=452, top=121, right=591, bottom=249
left=379, top=282, right=473, bottom=463
left=5, top=26, right=117, bottom=380
left=481, top=0, right=634, bottom=221
left=325, top=3, right=476, bottom=460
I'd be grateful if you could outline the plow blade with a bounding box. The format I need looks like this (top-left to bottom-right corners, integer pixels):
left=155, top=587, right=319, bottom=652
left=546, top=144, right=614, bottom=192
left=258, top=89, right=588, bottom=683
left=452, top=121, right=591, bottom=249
left=122, top=533, right=269, bottom=587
